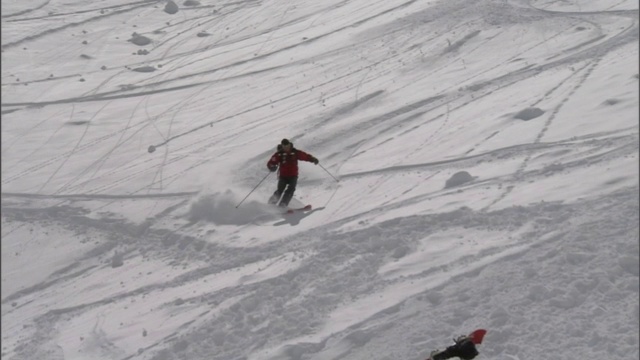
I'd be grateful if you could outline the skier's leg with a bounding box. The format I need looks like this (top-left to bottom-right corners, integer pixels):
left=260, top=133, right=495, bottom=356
left=268, top=192, right=280, bottom=205
left=279, top=177, right=298, bottom=207
left=269, top=178, right=287, bottom=204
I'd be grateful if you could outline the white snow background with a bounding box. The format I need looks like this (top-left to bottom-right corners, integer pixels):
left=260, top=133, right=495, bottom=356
left=1, top=0, right=638, bottom=360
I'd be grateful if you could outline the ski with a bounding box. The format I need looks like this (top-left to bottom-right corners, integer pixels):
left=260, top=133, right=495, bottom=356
left=285, top=204, right=312, bottom=214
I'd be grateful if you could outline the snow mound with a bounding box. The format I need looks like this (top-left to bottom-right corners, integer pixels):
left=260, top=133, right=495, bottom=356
left=132, top=66, right=156, bottom=73
left=514, top=107, right=545, bottom=121
left=445, top=171, right=475, bottom=188
left=129, top=33, right=152, bottom=46
left=164, top=1, right=179, bottom=14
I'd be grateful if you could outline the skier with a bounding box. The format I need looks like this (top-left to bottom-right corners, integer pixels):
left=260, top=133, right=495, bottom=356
left=427, top=333, right=483, bottom=360
left=267, top=138, right=319, bottom=208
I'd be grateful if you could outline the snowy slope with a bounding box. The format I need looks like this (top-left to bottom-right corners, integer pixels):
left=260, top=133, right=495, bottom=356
left=1, top=0, right=638, bottom=360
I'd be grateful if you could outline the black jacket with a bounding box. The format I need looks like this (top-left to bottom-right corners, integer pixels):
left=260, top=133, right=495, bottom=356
left=432, top=338, right=478, bottom=360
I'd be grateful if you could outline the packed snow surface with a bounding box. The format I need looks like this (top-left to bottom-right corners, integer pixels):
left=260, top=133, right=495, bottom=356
left=2, top=0, right=638, bottom=360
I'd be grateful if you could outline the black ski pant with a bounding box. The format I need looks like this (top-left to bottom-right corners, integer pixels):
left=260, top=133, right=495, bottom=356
left=268, top=176, right=297, bottom=207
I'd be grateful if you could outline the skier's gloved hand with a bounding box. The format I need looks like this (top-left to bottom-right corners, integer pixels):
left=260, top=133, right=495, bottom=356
left=268, top=165, right=278, bottom=172
left=454, top=335, right=468, bottom=343
left=312, top=157, right=319, bottom=165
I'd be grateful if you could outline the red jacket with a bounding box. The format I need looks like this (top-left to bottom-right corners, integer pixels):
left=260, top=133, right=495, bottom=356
left=267, top=148, right=316, bottom=177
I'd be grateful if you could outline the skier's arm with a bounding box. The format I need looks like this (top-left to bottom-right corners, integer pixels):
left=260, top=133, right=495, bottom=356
left=297, top=150, right=319, bottom=164
left=267, top=153, right=279, bottom=171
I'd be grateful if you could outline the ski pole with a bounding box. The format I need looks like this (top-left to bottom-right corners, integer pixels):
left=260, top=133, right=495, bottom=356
left=318, top=163, right=339, bottom=182
left=236, top=171, right=272, bottom=208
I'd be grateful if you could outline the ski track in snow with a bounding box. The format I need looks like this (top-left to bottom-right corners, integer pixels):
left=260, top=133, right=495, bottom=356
left=1, top=0, right=638, bottom=360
